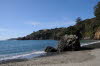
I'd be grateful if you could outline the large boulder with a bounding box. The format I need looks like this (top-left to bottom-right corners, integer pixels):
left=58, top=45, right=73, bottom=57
left=57, top=35, right=81, bottom=52
left=45, top=46, right=57, bottom=52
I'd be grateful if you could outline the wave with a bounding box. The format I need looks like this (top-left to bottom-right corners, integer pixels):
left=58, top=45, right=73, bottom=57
left=81, top=41, right=100, bottom=46
left=0, top=51, right=46, bottom=61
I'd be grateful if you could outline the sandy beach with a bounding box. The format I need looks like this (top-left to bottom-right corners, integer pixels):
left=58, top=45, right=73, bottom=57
left=0, top=42, right=100, bottom=66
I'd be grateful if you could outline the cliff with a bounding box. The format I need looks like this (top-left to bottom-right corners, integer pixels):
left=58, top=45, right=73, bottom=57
left=94, top=27, right=100, bottom=40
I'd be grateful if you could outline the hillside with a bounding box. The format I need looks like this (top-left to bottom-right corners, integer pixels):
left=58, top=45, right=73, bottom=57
left=16, top=2, right=100, bottom=40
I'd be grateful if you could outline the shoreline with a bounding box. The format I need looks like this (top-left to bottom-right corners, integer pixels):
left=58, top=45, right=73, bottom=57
left=0, top=40, right=99, bottom=62
left=0, top=41, right=100, bottom=66
left=0, top=51, right=46, bottom=62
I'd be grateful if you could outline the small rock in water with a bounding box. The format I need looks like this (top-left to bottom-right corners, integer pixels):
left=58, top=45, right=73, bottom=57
left=45, top=46, right=57, bottom=53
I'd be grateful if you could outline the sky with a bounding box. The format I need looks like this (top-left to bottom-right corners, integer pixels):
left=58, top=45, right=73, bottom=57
left=0, top=0, right=100, bottom=40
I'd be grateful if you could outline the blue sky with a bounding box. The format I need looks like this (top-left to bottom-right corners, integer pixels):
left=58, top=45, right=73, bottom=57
left=0, top=0, right=100, bottom=40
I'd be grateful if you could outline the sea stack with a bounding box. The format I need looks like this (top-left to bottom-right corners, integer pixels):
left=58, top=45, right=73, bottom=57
left=57, top=35, right=81, bottom=52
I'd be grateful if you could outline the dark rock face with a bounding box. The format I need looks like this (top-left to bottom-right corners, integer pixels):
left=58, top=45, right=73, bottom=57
left=57, top=35, right=81, bottom=52
left=45, top=46, right=57, bottom=52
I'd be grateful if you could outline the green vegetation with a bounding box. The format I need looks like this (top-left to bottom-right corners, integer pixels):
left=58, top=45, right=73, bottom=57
left=16, top=2, right=100, bottom=40
left=95, top=2, right=100, bottom=20
left=75, top=17, right=82, bottom=25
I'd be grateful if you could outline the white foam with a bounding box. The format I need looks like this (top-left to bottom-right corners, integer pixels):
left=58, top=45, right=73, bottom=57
left=81, top=41, right=100, bottom=46
left=0, top=51, right=46, bottom=61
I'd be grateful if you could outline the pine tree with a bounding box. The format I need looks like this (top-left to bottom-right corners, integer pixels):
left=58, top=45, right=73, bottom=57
left=94, top=2, right=100, bottom=20
left=76, top=17, right=82, bottom=24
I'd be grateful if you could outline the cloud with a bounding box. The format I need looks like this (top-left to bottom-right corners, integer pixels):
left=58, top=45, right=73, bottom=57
left=25, top=19, right=76, bottom=31
left=0, top=28, right=29, bottom=40
left=0, top=28, right=8, bottom=32
left=30, top=22, right=40, bottom=25
left=28, top=21, right=75, bottom=28
left=26, top=21, right=41, bottom=26
left=50, top=21, right=75, bottom=27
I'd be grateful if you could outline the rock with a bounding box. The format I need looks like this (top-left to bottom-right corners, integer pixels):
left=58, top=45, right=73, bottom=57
left=57, top=35, right=81, bottom=52
left=45, top=46, right=57, bottom=52
left=94, top=27, right=100, bottom=40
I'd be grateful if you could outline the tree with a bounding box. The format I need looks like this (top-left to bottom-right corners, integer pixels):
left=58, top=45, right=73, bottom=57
left=94, top=2, right=100, bottom=19
left=76, top=17, right=82, bottom=24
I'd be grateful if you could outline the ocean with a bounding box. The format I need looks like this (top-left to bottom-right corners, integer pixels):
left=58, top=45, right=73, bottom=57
left=0, top=40, right=99, bottom=61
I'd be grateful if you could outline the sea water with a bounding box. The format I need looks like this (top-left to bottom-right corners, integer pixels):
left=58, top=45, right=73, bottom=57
left=0, top=40, right=99, bottom=61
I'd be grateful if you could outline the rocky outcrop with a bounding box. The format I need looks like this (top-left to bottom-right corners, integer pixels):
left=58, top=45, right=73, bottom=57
left=94, top=27, right=100, bottom=40
left=45, top=35, right=81, bottom=53
left=57, top=35, right=81, bottom=52
left=45, top=46, right=57, bottom=52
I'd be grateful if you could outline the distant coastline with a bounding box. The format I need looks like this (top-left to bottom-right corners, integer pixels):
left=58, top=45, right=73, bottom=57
left=9, top=2, right=100, bottom=41
left=12, top=18, right=100, bottom=40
